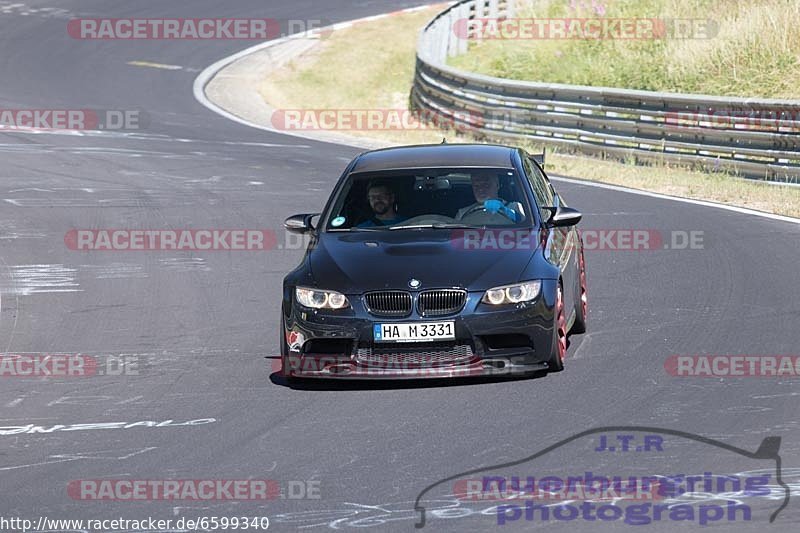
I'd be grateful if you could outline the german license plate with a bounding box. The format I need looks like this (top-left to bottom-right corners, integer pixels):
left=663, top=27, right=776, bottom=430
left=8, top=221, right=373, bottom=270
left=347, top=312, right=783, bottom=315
left=373, top=321, right=455, bottom=343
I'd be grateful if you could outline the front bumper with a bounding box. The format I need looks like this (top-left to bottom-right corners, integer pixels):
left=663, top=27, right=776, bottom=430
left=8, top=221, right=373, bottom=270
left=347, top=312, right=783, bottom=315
left=282, top=284, right=557, bottom=379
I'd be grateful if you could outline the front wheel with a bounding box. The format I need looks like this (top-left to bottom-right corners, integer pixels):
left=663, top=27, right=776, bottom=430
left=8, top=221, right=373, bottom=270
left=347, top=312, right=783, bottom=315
left=546, top=283, right=567, bottom=373
left=279, top=315, right=295, bottom=380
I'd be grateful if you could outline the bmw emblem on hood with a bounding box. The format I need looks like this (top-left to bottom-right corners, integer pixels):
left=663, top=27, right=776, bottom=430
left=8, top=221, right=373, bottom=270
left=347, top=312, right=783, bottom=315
left=409, top=278, right=421, bottom=289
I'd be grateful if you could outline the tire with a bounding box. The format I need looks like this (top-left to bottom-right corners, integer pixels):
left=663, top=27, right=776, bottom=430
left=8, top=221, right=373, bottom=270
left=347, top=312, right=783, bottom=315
left=280, top=315, right=295, bottom=380
left=547, top=283, right=567, bottom=373
left=571, top=247, right=588, bottom=334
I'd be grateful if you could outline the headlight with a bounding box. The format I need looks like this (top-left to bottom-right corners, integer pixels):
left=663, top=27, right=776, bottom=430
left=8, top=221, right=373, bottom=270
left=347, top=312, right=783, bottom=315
left=481, top=281, right=541, bottom=305
left=295, top=287, right=350, bottom=309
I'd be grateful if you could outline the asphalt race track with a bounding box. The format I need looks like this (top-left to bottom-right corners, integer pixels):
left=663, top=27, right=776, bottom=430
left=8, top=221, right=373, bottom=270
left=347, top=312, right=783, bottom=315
left=1, top=1, right=799, bottom=532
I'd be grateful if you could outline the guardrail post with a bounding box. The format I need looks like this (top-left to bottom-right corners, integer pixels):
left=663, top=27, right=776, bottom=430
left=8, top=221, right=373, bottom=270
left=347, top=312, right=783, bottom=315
left=487, top=0, right=499, bottom=19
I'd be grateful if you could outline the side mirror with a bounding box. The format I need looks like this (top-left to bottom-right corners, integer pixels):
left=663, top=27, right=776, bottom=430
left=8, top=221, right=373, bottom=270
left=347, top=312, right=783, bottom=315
left=284, top=213, right=319, bottom=234
left=548, top=206, right=582, bottom=227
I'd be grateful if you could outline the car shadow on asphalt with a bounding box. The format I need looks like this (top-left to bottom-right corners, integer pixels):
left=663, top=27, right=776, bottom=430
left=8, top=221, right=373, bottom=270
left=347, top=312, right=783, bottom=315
left=267, top=365, right=549, bottom=391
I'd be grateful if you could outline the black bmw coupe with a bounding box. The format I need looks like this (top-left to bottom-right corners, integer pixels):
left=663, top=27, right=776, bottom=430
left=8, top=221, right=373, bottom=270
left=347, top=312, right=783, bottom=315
left=281, top=143, right=587, bottom=380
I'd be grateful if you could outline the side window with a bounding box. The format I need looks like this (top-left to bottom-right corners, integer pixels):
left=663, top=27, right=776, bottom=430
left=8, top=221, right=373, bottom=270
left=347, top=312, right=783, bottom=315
left=523, top=155, right=554, bottom=213
left=541, top=170, right=559, bottom=207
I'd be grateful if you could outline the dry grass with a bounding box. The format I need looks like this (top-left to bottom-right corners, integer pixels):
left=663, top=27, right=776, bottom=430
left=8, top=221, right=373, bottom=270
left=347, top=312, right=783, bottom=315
left=547, top=152, right=800, bottom=217
left=261, top=9, right=439, bottom=145
left=259, top=3, right=800, bottom=219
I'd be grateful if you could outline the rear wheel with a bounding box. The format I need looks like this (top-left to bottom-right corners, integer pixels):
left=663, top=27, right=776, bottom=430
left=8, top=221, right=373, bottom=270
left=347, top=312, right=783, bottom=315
left=547, top=283, right=567, bottom=373
left=572, top=247, right=588, bottom=334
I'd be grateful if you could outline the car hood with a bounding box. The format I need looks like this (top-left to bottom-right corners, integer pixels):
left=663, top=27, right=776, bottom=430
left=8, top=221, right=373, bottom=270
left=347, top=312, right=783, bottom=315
left=308, top=230, right=539, bottom=293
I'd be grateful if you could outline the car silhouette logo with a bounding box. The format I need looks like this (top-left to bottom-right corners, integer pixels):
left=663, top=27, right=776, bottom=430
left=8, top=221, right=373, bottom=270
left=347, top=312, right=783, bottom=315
left=413, top=426, right=790, bottom=528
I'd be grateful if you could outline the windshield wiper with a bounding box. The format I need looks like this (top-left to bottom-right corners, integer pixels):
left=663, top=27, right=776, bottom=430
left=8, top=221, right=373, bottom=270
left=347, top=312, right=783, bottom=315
left=389, top=223, right=486, bottom=231
left=327, top=227, right=386, bottom=232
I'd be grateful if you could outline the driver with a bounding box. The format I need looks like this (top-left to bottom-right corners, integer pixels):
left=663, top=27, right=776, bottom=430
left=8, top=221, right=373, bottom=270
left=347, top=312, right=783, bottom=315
left=357, top=180, right=407, bottom=227
left=455, top=173, right=520, bottom=221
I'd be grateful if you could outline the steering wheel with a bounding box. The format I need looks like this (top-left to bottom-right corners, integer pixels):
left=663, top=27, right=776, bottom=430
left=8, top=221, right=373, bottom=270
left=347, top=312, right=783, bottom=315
left=460, top=199, right=516, bottom=221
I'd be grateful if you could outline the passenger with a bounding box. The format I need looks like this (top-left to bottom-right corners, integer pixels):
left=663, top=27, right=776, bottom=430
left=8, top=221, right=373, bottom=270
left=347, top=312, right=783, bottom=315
left=455, top=173, right=519, bottom=221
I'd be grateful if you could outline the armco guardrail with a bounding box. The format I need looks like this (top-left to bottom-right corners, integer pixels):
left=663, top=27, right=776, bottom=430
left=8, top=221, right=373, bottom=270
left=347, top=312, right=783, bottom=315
left=411, top=0, right=800, bottom=182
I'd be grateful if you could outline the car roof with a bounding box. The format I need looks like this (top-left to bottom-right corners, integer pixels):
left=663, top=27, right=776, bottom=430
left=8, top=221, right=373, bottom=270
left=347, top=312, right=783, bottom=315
left=349, top=144, right=517, bottom=173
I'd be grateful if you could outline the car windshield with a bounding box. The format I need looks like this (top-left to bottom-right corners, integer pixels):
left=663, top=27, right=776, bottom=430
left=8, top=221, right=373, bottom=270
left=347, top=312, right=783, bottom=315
left=324, top=167, right=531, bottom=231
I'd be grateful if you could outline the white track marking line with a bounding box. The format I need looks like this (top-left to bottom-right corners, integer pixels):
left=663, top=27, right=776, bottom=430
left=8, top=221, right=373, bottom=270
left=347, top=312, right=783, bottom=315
left=128, top=60, right=184, bottom=70
left=551, top=175, right=800, bottom=225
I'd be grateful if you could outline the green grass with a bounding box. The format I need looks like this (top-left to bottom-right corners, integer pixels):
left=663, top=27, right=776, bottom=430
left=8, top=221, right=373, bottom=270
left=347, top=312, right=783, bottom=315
left=450, top=0, right=800, bottom=98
